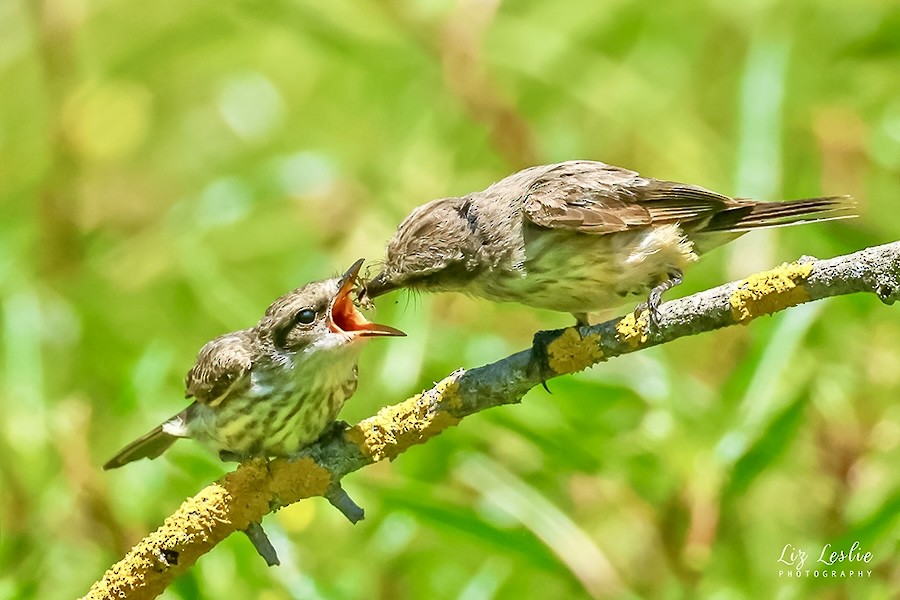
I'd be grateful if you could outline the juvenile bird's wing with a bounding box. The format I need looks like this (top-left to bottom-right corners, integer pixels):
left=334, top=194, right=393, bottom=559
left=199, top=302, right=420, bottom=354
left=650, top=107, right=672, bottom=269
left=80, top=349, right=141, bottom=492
left=184, top=331, right=254, bottom=407
left=102, top=410, right=189, bottom=469
left=522, top=160, right=735, bottom=234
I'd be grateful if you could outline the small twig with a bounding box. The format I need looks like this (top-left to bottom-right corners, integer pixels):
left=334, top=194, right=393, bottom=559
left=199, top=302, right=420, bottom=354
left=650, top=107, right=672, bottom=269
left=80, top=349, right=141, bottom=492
left=242, top=521, right=279, bottom=567
left=324, top=483, right=365, bottom=524
left=82, top=241, right=899, bottom=600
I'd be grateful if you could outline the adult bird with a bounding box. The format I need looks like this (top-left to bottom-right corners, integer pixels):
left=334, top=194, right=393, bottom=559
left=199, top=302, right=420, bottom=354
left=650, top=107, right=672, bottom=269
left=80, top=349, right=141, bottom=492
left=363, top=160, right=854, bottom=325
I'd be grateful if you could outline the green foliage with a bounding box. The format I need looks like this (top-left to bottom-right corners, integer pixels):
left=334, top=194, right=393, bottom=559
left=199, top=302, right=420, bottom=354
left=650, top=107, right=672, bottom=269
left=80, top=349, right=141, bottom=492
left=1, top=1, right=898, bottom=598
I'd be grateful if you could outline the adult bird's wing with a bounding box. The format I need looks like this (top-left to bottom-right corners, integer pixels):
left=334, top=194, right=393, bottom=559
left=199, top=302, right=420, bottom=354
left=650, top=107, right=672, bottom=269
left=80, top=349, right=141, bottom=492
left=521, top=160, right=737, bottom=234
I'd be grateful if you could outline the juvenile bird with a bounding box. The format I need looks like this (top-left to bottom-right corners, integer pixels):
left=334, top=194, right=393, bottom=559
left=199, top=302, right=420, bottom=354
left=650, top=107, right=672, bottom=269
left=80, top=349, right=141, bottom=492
left=363, top=160, right=855, bottom=324
left=104, top=259, right=404, bottom=469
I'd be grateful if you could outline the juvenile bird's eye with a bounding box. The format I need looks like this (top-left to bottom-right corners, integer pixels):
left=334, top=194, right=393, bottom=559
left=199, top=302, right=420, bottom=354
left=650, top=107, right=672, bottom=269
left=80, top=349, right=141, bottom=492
left=295, top=309, right=316, bottom=325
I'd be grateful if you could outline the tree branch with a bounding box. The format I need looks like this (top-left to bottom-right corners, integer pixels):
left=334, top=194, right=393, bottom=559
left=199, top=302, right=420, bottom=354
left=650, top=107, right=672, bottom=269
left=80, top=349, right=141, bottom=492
left=82, top=241, right=899, bottom=600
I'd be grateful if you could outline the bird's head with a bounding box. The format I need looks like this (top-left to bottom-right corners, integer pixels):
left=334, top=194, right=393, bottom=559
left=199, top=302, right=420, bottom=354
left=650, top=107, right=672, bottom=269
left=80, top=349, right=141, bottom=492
left=259, top=258, right=405, bottom=355
left=363, top=196, right=479, bottom=299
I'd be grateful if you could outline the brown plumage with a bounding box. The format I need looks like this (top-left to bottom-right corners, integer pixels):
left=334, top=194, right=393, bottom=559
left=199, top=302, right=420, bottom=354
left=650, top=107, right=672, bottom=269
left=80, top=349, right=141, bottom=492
left=103, top=259, right=404, bottom=470
left=364, top=160, right=855, bottom=324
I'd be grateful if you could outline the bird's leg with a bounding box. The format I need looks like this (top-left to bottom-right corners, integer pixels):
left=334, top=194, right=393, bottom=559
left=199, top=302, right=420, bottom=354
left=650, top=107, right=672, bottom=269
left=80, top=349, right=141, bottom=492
left=635, top=269, right=683, bottom=328
left=315, top=419, right=351, bottom=444
left=219, top=450, right=244, bottom=463
left=242, top=520, right=280, bottom=567
left=325, top=481, right=365, bottom=524
left=571, top=312, right=591, bottom=327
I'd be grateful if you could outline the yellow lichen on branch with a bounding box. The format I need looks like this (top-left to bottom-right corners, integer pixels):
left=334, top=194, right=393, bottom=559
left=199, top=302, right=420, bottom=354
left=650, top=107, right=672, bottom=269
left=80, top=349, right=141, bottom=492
left=83, top=461, right=274, bottom=600
left=267, top=457, right=333, bottom=506
left=614, top=312, right=650, bottom=349
left=545, top=328, right=606, bottom=374
left=346, top=371, right=464, bottom=462
left=729, top=261, right=814, bottom=322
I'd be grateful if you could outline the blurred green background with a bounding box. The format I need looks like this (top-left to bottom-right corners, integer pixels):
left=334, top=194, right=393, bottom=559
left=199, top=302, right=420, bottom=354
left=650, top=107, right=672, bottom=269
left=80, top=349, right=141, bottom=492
left=1, top=0, right=898, bottom=598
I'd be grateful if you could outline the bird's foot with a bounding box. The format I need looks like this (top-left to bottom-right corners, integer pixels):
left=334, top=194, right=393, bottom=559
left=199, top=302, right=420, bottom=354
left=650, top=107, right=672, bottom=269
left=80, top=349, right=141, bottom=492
left=571, top=312, right=591, bottom=327
left=316, top=420, right=351, bottom=444
left=242, top=521, right=280, bottom=567
left=634, top=269, right=683, bottom=329
left=219, top=450, right=245, bottom=463
left=325, top=482, right=365, bottom=524
left=529, top=328, right=568, bottom=392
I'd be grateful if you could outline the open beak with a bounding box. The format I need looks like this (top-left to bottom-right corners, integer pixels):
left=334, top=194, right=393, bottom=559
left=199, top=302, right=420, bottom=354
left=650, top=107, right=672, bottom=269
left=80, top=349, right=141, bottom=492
left=328, top=259, right=405, bottom=338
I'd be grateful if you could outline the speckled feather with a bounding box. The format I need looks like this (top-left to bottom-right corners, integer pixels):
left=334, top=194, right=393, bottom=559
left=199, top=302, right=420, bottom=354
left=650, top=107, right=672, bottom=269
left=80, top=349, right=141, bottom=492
left=184, top=331, right=255, bottom=406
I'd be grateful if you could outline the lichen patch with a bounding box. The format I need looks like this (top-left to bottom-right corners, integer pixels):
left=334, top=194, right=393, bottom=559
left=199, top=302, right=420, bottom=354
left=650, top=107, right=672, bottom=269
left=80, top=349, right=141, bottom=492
left=83, top=475, right=252, bottom=599
left=545, top=327, right=605, bottom=374
left=267, top=457, right=332, bottom=505
left=348, top=371, right=464, bottom=462
left=615, top=312, right=650, bottom=349
left=729, top=261, right=813, bottom=322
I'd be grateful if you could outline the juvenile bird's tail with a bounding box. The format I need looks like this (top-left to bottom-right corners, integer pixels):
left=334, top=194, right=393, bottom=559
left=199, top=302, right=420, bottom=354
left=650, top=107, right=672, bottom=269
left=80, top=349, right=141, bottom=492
left=703, top=195, right=856, bottom=232
left=103, top=414, right=187, bottom=470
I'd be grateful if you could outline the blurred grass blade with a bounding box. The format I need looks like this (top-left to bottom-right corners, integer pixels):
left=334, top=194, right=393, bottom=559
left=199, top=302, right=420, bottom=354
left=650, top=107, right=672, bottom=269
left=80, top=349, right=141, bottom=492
left=455, top=452, right=625, bottom=599
left=723, top=391, right=808, bottom=500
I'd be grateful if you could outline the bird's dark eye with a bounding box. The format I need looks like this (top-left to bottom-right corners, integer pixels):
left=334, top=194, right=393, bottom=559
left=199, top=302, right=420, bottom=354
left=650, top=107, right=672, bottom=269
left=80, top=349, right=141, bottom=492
left=295, top=309, right=316, bottom=325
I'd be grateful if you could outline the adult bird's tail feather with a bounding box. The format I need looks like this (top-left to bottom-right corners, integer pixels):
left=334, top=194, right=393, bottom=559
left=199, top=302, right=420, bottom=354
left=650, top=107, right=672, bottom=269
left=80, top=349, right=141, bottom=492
left=703, top=195, right=856, bottom=232
left=103, top=417, right=185, bottom=470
